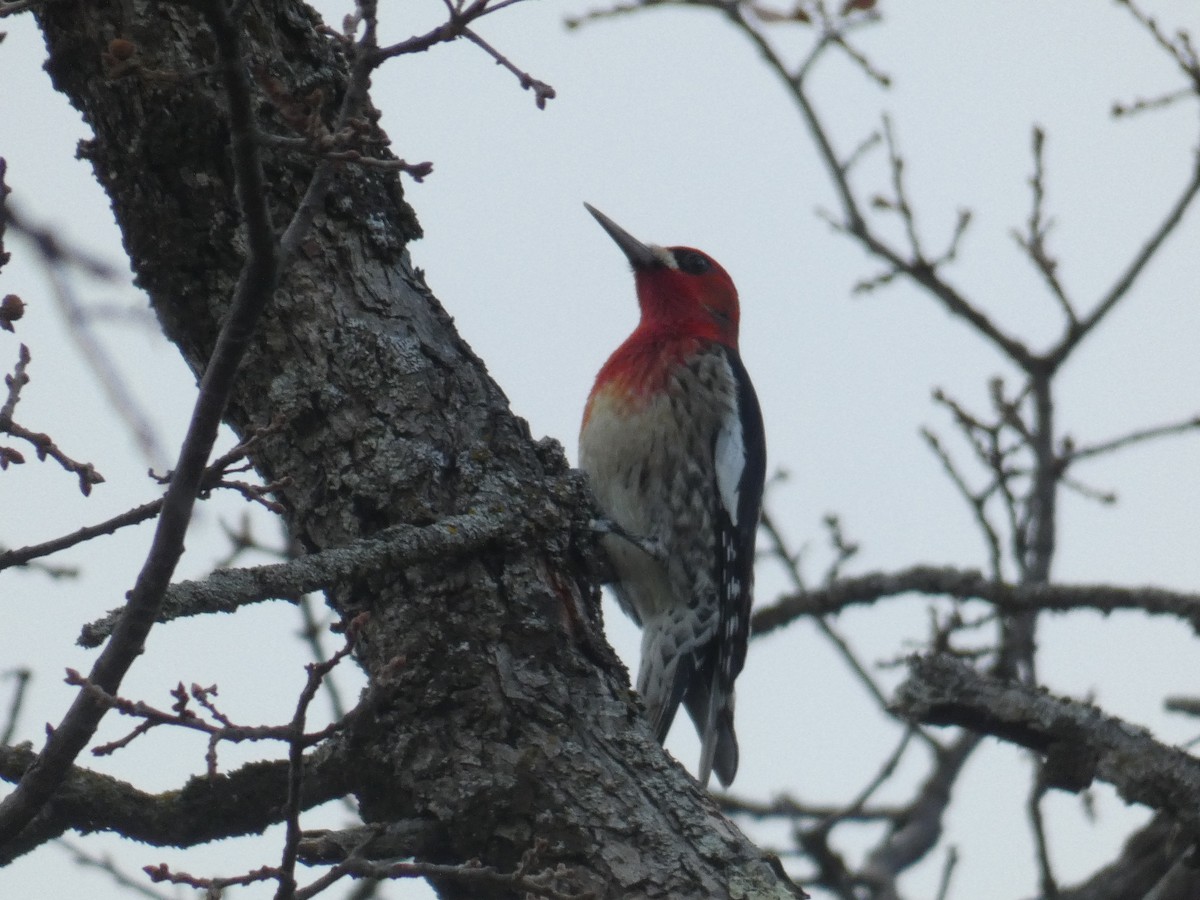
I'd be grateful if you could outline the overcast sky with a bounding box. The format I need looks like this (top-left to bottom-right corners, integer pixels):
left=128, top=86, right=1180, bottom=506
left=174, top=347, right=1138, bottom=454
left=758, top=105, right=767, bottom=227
left=3, top=2, right=1200, bottom=898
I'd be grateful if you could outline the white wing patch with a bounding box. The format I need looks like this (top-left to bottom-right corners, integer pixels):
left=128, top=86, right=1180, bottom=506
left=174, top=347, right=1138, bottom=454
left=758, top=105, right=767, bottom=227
left=714, top=399, right=745, bottom=529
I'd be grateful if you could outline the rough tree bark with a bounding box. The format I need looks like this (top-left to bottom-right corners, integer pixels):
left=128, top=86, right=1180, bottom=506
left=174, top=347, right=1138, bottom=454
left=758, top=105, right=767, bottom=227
left=6, top=0, right=800, bottom=896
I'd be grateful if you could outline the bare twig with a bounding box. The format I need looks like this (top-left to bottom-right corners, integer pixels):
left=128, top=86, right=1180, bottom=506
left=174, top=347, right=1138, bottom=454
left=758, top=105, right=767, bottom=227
left=0, top=427, right=278, bottom=572
left=42, top=258, right=169, bottom=471
left=0, top=500, right=161, bottom=573
left=0, top=345, right=105, bottom=493
left=720, top=792, right=904, bottom=824
left=72, top=656, right=356, bottom=765
left=260, top=131, right=435, bottom=179
left=0, top=0, right=284, bottom=845
left=145, top=836, right=593, bottom=900
left=881, top=115, right=925, bottom=263
left=1064, top=413, right=1200, bottom=464
left=1048, top=147, right=1200, bottom=370
left=296, top=593, right=349, bottom=722
left=860, top=732, right=981, bottom=893
left=1115, top=0, right=1200, bottom=88
left=1011, top=126, right=1077, bottom=324
left=0, top=202, right=121, bottom=279
left=298, top=844, right=594, bottom=900
left=814, top=727, right=915, bottom=832
left=720, top=1, right=1037, bottom=367
left=368, top=0, right=555, bottom=109
left=55, top=838, right=176, bottom=900
left=1165, top=696, right=1200, bottom=718
left=1113, top=87, right=1193, bottom=117
left=462, top=27, right=557, bottom=108
left=760, top=511, right=939, bottom=750
left=1029, top=779, right=1058, bottom=897
left=0, top=159, right=8, bottom=273
left=276, top=637, right=360, bottom=900
left=934, top=846, right=959, bottom=900
left=920, top=427, right=1004, bottom=580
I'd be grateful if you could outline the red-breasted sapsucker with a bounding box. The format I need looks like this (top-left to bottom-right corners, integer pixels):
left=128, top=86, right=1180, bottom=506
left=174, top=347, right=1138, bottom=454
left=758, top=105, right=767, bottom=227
left=579, top=204, right=766, bottom=788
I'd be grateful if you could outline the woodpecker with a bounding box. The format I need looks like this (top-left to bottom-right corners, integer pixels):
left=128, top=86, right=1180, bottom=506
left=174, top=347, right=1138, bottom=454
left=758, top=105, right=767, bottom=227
left=578, top=204, right=766, bottom=788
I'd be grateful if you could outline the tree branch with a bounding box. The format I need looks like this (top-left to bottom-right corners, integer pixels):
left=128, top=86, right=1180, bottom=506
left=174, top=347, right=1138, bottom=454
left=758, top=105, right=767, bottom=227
left=78, top=490, right=571, bottom=647
left=0, top=741, right=353, bottom=864
left=753, top=565, right=1200, bottom=636
left=895, top=654, right=1200, bottom=836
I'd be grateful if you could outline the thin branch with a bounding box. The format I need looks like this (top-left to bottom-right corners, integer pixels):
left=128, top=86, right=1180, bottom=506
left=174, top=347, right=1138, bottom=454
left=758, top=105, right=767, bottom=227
left=275, top=641, right=359, bottom=900
left=0, top=343, right=27, bottom=423
left=1115, top=0, right=1200, bottom=89
left=0, top=201, right=122, bottom=279
left=921, top=427, right=1003, bottom=580
left=1029, top=779, right=1058, bottom=898
left=70, top=656, right=356, bottom=764
left=1113, top=87, right=1193, bottom=118
left=0, top=0, right=283, bottom=846
left=752, top=565, right=1200, bottom=636
left=813, top=727, right=915, bottom=832
left=760, top=511, right=940, bottom=751
left=0, top=500, right=161, bottom=572
left=819, top=4, right=888, bottom=87
left=1063, top=413, right=1200, bottom=464
left=1060, top=475, right=1116, bottom=506
left=299, top=844, right=595, bottom=900
left=78, top=497, right=554, bottom=647
left=1, top=668, right=30, bottom=745
left=934, top=846, right=959, bottom=900
left=55, top=838, right=176, bottom=900
left=146, top=836, right=594, bottom=900
left=721, top=1, right=1037, bottom=368
left=296, top=594, right=349, bottom=722
left=860, top=731, right=981, bottom=892
left=258, top=132, right=434, bottom=179
left=0, top=344, right=105, bottom=493
left=881, top=115, right=925, bottom=263
left=1011, top=126, right=1077, bottom=325
left=461, top=27, right=556, bottom=109
left=42, top=252, right=169, bottom=471
left=1048, top=147, right=1200, bottom=370
left=297, top=821, right=444, bottom=866
left=720, top=792, right=905, bottom=824
left=0, top=427, right=276, bottom=572
left=1165, top=696, right=1200, bottom=718
left=368, top=0, right=556, bottom=109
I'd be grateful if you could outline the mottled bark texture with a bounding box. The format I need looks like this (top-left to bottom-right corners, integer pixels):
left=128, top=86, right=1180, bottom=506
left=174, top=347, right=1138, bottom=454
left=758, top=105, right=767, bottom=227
left=27, top=1, right=797, bottom=896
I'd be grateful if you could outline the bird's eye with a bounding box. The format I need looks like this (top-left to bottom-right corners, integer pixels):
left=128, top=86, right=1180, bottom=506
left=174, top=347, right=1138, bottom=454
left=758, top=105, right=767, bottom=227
left=676, top=251, right=712, bottom=275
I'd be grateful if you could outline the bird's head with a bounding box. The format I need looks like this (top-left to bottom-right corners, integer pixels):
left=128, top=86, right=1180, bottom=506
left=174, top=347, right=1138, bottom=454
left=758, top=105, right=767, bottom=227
left=585, top=203, right=740, bottom=348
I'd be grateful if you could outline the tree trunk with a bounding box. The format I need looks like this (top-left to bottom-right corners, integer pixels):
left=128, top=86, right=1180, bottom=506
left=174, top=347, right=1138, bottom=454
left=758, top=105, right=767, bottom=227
left=29, top=0, right=798, bottom=896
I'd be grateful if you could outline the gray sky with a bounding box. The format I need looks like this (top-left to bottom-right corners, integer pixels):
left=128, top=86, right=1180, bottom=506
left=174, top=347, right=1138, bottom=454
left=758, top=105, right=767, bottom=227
left=3, top=2, right=1200, bottom=898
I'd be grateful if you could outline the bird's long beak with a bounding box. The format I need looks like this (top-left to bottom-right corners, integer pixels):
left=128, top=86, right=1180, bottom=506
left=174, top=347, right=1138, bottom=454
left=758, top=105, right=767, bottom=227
left=584, top=203, right=661, bottom=269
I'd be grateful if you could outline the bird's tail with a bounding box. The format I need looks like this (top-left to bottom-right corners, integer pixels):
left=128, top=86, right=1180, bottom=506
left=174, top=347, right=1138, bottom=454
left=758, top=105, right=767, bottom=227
left=687, top=680, right=738, bottom=788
